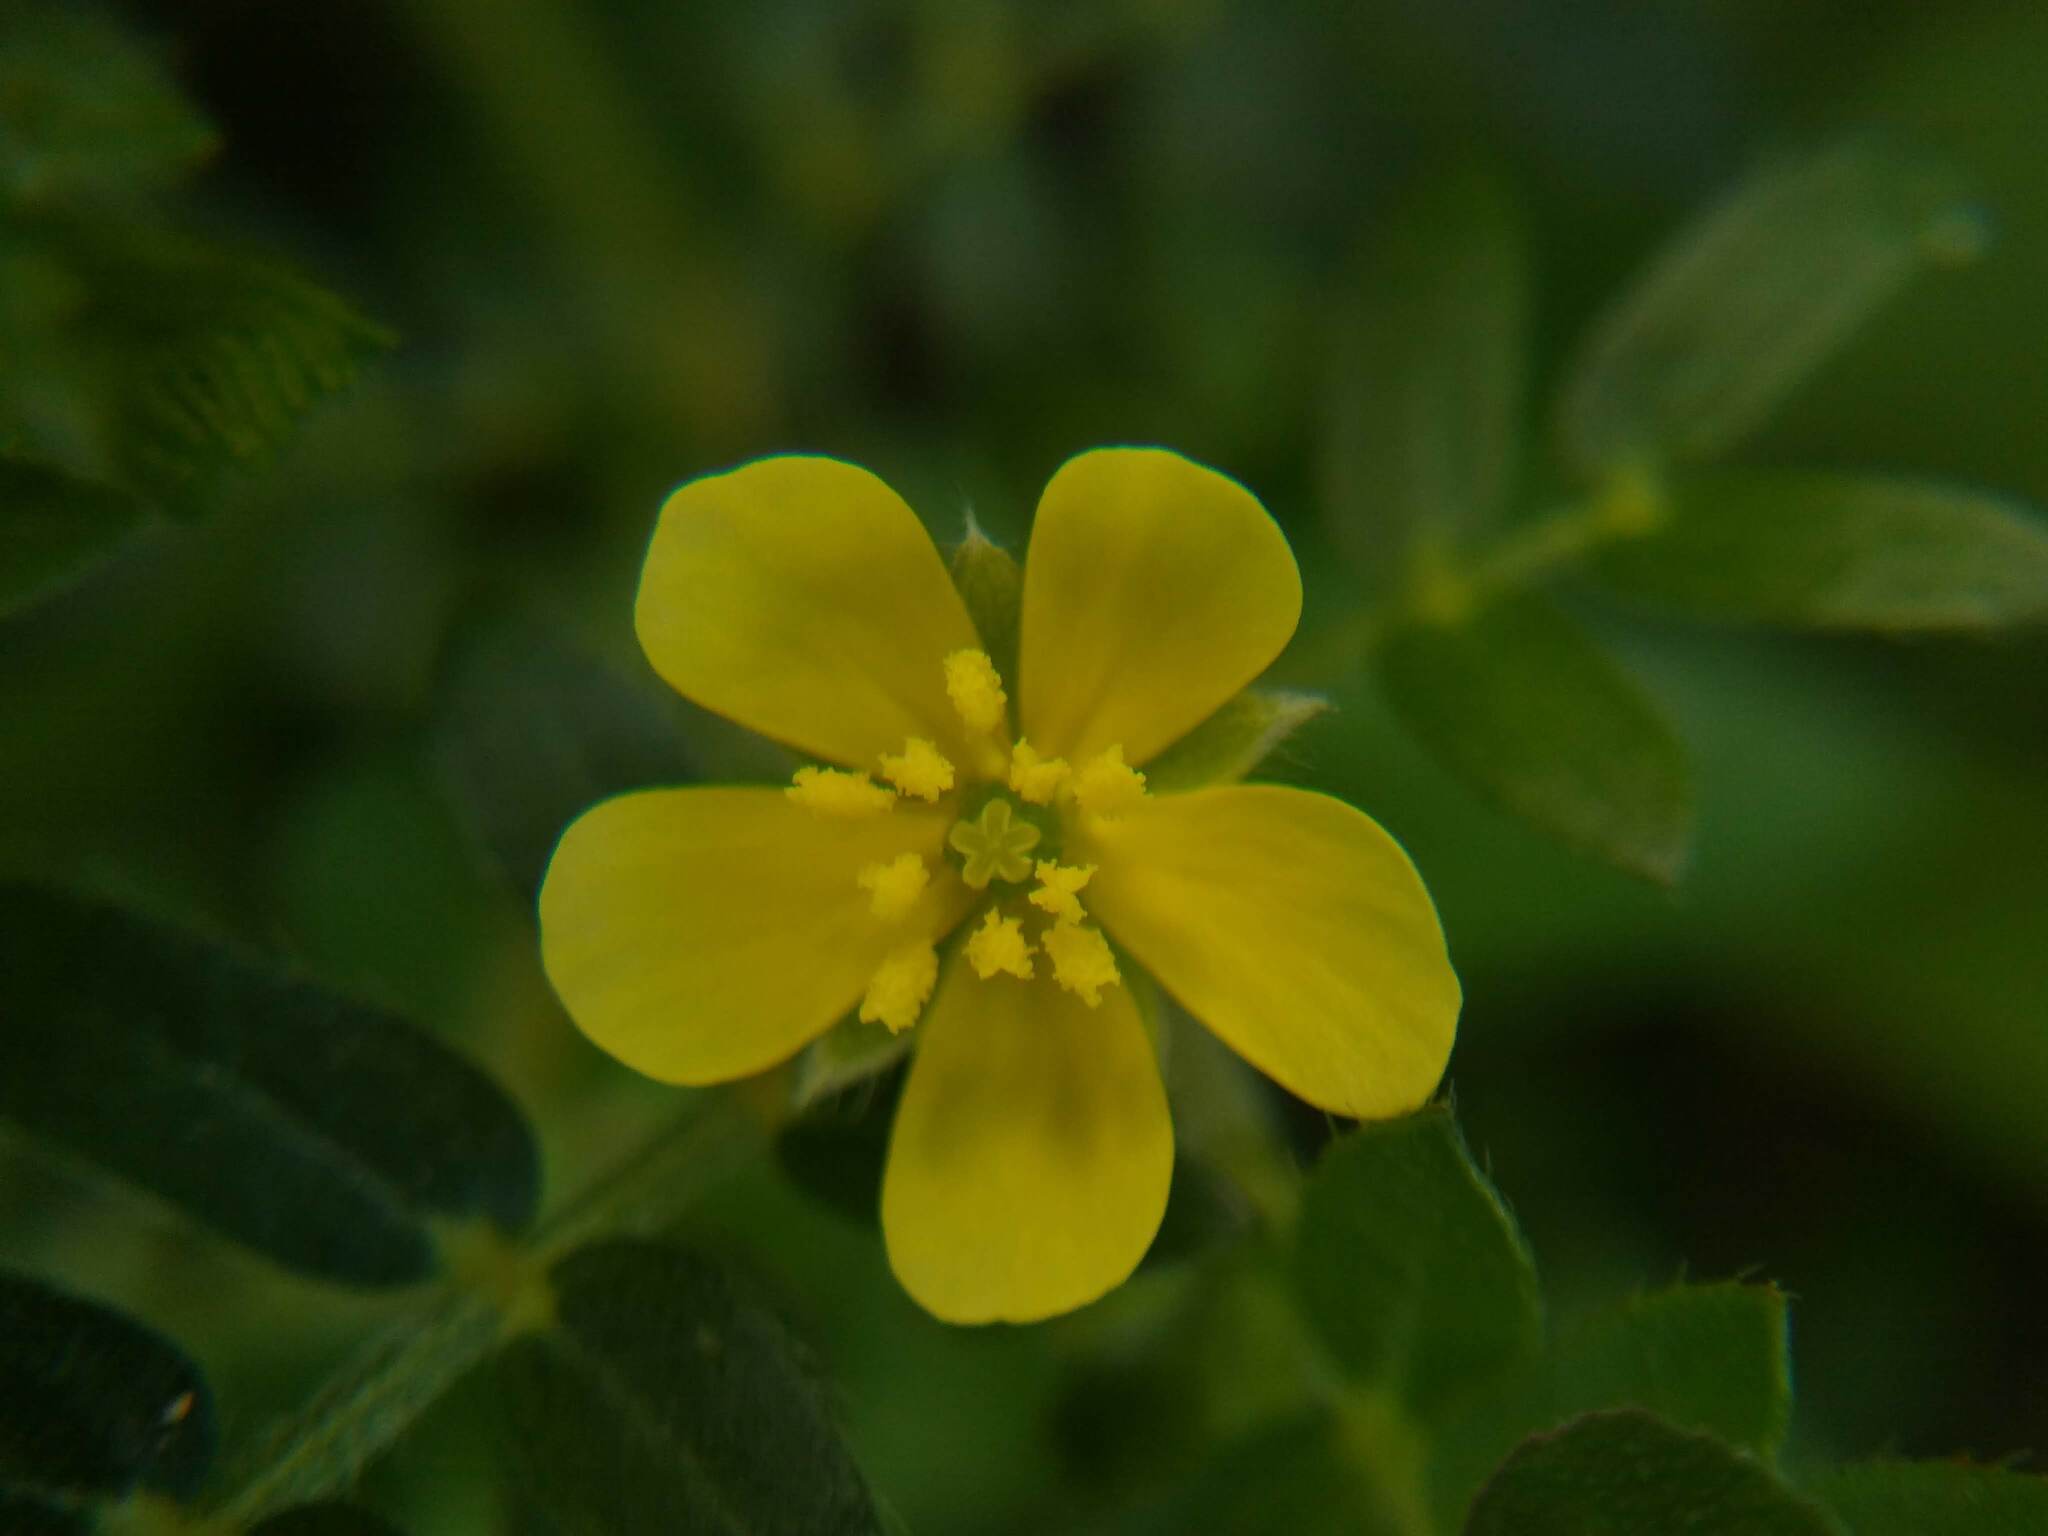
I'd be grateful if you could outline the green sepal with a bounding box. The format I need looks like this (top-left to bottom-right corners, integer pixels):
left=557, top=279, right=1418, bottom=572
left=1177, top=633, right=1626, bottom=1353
left=948, top=518, right=1022, bottom=687
left=788, top=1016, right=912, bottom=1113
left=1143, top=688, right=1329, bottom=794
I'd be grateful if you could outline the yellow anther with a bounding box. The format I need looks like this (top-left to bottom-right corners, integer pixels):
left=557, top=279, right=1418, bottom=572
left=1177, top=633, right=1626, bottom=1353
left=1007, top=739, right=1071, bottom=805
left=964, top=909, right=1035, bottom=981
left=860, top=942, right=938, bottom=1033
left=947, top=797, right=1040, bottom=889
left=944, top=649, right=1008, bottom=735
left=857, top=853, right=929, bottom=922
left=1028, top=861, right=1095, bottom=925
left=1043, top=921, right=1120, bottom=1007
left=1071, top=745, right=1147, bottom=816
left=787, top=766, right=895, bottom=817
left=877, top=736, right=956, bottom=802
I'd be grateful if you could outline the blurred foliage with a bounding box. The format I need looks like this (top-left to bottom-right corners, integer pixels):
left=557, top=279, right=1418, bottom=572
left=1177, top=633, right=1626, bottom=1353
left=5, top=0, right=2048, bottom=1532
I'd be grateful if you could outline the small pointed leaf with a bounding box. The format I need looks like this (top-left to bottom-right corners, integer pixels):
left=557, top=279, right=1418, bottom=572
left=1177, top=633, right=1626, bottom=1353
left=0, top=884, right=539, bottom=1285
left=0, top=1270, right=214, bottom=1499
left=1294, top=1108, right=1541, bottom=1416
left=1325, top=162, right=1528, bottom=573
left=1464, top=1410, right=1840, bottom=1536
left=1376, top=593, right=1691, bottom=882
left=1142, top=689, right=1329, bottom=794
left=0, top=455, right=147, bottom=616
left=499, top=1241, right=885, bottom=1536
left=1809, top=1459, right=2048, bottom=1535
left=1556, top=140, right=1982, bottom=473
left=1592, top=471, right=2048, bottom=631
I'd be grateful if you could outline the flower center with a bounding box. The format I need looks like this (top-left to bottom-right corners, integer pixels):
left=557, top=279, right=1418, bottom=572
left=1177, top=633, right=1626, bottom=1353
left=782, top=646, right=1147, bottom=1026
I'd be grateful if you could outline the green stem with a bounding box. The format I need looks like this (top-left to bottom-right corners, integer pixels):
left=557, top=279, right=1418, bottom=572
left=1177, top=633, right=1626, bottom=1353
left=204, top=1098, right=763, bottom=1528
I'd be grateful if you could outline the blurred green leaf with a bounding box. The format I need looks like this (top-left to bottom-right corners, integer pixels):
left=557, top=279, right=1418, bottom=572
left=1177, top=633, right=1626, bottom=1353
left=1142, top=688, right=1329, bottom=794
left=1376, top=593, right=1692, bottom=882
left=0, top=1489, right=89, bottom=1535
left=1430, top=1282, right=1794, bottom=1527
left=245, top=1503, right=408, bottom=1536
left=1463, top=1409, right=1839, bottom=1536
left=0, top=1269, right=214, bottom=1499
left=1141, top=1155, right=1255, bottom=1271
left=499, top=1241, right=884, bottom=1536
left=1293, top=1107, right=1541, bottom=1416
left=1808, top=1459, right=2048, bottom=1534
left=43, top=227, right=393, bottom=512
left=430, top=613, right=698, bottom=903
left=1556, top=140, right=1982, bottom=474
left=1324, top=162, right=1527, bottom=576
left=1592, top=471, right=2048, bottom=631
left=948, top=522, right=1022, bottom=687
left=0, top=884, right=539, bottom=1286
left=0, top=0, right=217, bottom=204
left=0, top=454, right=145, bottom=616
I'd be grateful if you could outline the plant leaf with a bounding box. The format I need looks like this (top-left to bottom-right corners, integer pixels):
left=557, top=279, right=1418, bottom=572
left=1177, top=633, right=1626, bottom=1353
left=1555, top=139, right=1983, bottom=474
left=1464, top=1409, right=1840, bottom=1536
left=1429, top=1282, right=1793, bottom=1532
left=45, top=227, right=393, bottom=512
left=429, top=613, right=698, bottom=902
left=1141, top=688, right=1329, bottom=794
left=0, top=1270, right=214, bottom=1499
left=1324, top=161, right=1527, bottom=575
left=1110, top=1411, right=1396, bottom=1536
left=0, top=454, right=147, bottom=616
left=498, top=1241, right=885, bottom=1536
left=0, top=883, right=539, bottom=1286
left=1293, top=1107, right=1541, bottom=1417
left=1808, top=1459, right=2048, bottom=1534
left=1376, top=592, right=1692, bottom=882
left=0, top=0, right=217, bottom=205
left=1592, top=471, right=2048, bottom=631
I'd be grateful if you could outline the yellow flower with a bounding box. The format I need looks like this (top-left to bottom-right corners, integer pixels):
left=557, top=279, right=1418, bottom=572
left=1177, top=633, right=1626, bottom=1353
left=539, top=449, right=1461, bottom=1324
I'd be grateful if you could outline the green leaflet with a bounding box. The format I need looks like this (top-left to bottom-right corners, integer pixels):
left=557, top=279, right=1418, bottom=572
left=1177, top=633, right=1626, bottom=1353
left=429, top=612, right=700, bottom=903
left=1376, top=592, right=1692, bottom=883
left=1808, top=1459, right=2048, bottom=1535
left=1324, top=161, right=1528, bottom=576
left=1293, top=1108, right=1543, bottom=1416
left=0, top=455, right=146, bottom=616
left=1592, top=470, right=2048, bottom=631
left=0, top=884, right=540, bottom=1286
left=1463, top=1409, right=1840, bottom=1536
left=1429, top=1282, right=1795, bottom=1529
left=499, top=1241, right=886, bottom=1536
left=1555, top=139, right=1983, bottom=474
left=0, top=0, right=217, bottom=204
left=0, top=1271, right=215, bottom=1500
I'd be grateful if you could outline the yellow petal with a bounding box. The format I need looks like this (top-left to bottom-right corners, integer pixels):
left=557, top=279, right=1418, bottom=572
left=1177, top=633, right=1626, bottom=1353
left=882, top=963, right=1173, bottom=1324
left=636, top=457, right=984, bottom=769
left=1083, top=785, right=1459, bottom=1119
left=539, top=788, right=967, bottom=1084
left=1018, top=448, right=1302, bottom=766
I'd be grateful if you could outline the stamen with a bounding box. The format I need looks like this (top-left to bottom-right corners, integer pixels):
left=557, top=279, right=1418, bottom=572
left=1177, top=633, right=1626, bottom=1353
left=787, top=766, right=895, bottom=817
left=1071, top=745, right=1147, bottom=816
left=1007, top=739, right=1070, bottom=805
left=965, top=910, right=1035, bottom=981
left=944, top=649, right=1008, bottom=735
left=1028, top=861, right=1094, bottom=925
left=1042, top=921, right=1120, bottom=1007
left=860, top=942, right=938, bottom=1033
left=878, top=737, right=956, bottom=802
left=857, top=853, right=929, bottom=921
left=947, top=797, right=1041, bottom=889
